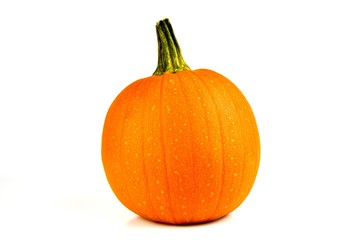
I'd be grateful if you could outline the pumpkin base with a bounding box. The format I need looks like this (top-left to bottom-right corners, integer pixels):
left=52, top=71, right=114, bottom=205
left=135, top=213, right=231, bottom=226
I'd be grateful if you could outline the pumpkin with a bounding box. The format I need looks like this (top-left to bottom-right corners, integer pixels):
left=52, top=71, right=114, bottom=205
left=101, top=18, right=260, bottom=225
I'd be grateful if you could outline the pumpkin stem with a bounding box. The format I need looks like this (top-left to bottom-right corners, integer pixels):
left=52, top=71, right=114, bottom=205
left=153, top=18, right=191, bottom=75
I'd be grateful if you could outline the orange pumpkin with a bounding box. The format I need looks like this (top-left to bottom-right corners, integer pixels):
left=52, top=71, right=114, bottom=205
left=102, top=19, right=260, bottom=225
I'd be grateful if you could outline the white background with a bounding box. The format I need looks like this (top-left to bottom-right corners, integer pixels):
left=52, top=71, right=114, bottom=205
left=1, top=0, right=361, bottom=239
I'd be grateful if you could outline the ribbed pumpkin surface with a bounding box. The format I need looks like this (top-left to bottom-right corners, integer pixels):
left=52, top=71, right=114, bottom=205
left=101, top=19, right=260, bottom=225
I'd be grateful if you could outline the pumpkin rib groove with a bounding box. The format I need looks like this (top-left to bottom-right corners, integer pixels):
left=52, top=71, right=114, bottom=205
left=109, top=80, right=144, bottom=215
left=159, top=74, right=177, bottom=224
left=181, top=70, right=215, bottom=221
left=176, top=71, right=197, bottom=223
left=217, top=72, right=252, bottom=210
left=217, top=72, right=260, bottom=209
left=119, top=81, right=144, bottom=215
left=203, top=70, right=260, bottom=213
left=200, top=70, right=249, bottom=212
left=139, top=79, right=161, bottom=221
left=190, top=70, right=226, bottom=221
left=233, top=151, right=248, bottom=210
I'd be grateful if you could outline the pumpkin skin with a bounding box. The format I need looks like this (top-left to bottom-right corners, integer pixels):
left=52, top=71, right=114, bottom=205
left=101, top=19, right=260, bottom=225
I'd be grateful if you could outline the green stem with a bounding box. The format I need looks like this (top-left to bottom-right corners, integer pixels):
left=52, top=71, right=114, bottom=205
left=153, top=19, right=191, bottom=75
